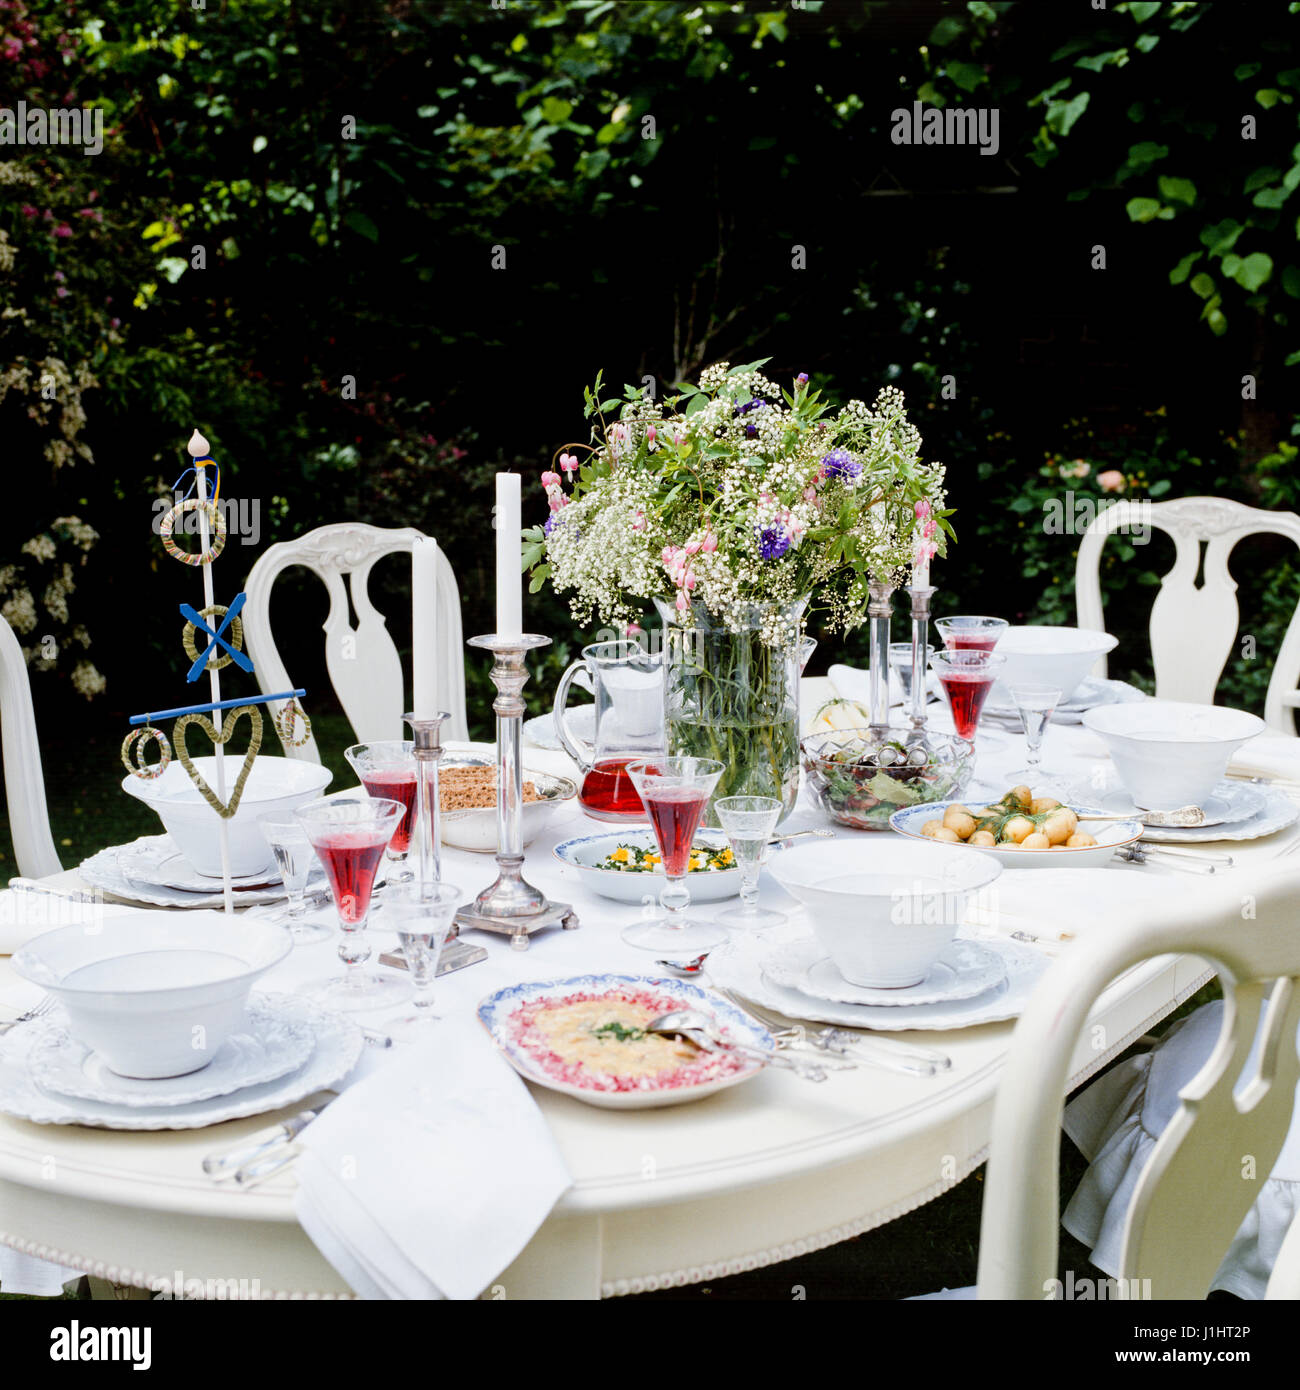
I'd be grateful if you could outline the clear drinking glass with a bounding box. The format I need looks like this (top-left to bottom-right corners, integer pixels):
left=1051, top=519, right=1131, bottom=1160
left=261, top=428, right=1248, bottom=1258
left=889, top=642, right=934, bottom=708
left=929, top=649, right=1007, bottom=742
left=382, top=882, right=463, bottom=1042
left=344, top=741, right=418, bottom=885
left=934, top=616, right=1008, bottom=653
left=1006, top=683, right=1064, bottom=784
left=295, top=797, right=410, bottom=1011
left=714, top=795, right=785, bottom=929
left=620, top=756, right=726, bottom=952
left=256, top=814, right=333, bottom=943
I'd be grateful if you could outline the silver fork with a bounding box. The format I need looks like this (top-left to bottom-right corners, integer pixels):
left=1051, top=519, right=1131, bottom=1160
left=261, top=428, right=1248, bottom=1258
left=717, top=987, right=951, bottom=1076
left=0, top=997, right=56, bottom=1033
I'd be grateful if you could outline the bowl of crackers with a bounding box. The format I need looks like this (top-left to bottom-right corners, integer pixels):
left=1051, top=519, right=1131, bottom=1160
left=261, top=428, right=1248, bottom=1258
left=437, top=743, right=577, bottom=853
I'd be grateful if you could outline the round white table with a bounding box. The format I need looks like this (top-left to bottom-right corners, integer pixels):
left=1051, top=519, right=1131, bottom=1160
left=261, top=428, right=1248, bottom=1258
left=1, top=691, right=1292, bottom=1299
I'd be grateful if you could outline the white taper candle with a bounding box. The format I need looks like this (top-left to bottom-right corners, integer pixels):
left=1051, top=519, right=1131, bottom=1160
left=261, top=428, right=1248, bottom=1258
left=495, top=472, right=523, bottom=640
left=412, top=536, right=438, bottom=720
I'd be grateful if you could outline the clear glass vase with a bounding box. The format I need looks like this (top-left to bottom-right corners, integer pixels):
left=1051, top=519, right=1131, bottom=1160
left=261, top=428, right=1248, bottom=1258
left=653, top=596, right=806, bottom=826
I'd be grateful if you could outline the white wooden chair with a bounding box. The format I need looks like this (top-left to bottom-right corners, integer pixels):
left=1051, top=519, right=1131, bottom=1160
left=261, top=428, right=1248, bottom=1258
left=1075, top=496, right=1300, bottom=734
left=0, top=613, right=61, bottom=878
left=242, top=523, right=469, bottom=761
left=977, top=866, right=1300, bottom=1299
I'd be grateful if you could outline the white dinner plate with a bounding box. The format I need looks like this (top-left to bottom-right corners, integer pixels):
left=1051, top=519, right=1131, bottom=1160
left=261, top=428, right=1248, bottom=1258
left=1091, top=781, right=1263, bottom=830
left=553, top=830, right=741, bottom=903
left=0, top=994, right=361, bottom=1129
left=1135, top=787, right=1299, bottom=844
left=478, top=974, right=772, bottom=1109
left=28, top=993, right=316, bottom=1108
left=709, top=925, right=1049, bottom=1031
left=763, top=937, right=1005, bottom=1007
left=889, top=800, right=1144, bottom=868
left=78, top=836, right=319, bottom=909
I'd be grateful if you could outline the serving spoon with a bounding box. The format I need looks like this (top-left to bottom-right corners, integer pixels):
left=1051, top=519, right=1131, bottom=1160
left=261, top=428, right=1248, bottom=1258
left=1076, top=805, right=1207, bottom=828
left=643, top=1009, right=853, bottom=1082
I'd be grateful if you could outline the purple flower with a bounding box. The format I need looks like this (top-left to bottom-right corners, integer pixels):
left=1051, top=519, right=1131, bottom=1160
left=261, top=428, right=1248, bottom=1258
left=734, top=397, right=768, bottom=417
left=796, top=372, right=809, bottom=384
left=821, top=449, right=861, bottom=481
left=758, top=524, right=791, bottom=560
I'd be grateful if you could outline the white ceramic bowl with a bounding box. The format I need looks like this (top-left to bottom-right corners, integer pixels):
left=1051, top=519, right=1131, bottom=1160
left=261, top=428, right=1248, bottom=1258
left=992, top=626, right=1118, bottom=702
left=11, top=911, right=291, bottom=1078
left=123, top=756, right=333, bottom=877
left=768, top=840, right=1001, bottom=989
left=438, top=744, right=577, bottom=853
left=1081, top=700, right=1265, bottom=811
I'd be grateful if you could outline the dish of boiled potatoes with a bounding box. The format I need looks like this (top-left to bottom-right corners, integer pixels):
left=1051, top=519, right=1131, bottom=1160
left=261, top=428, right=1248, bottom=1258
left=887, top=786, right=1144, bottom=869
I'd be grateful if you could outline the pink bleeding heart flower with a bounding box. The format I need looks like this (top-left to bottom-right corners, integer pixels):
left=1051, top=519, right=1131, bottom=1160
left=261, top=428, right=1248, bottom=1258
left=559, top=452, right=579, bottom=473
left=626, top=622, right=643, bottom=636
left=803, top=486, right=818, bottom=503
left=922, top=519, right=936, bottom=539
left=684, top=540, right=702, bottom=555
left=701, top=531, right=718, bottom=554
left=676, top=592, right=690, bottom=614
left=661, top=545, right=675, bottom=565
left=914, top=499, right=932, bottom=520
left=631, top=510, right=646, bottom=532
left=541, top=470, right=560, bottom=488
left=684, top=570, right=697, bottom=591
left=548, top=493, right=566, bottom=513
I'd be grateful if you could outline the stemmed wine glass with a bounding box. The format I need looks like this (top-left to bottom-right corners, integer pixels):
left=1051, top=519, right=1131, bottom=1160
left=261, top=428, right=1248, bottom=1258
left=344, top=741, right=418, bottom=886
left=1005, top=683, right=1067, bottom=787
left=621, top=756, right=726, bottom=952
left=889, top=641, right=934, bottom=709
left=930, top=649, right=1007, bottom=742
left=934, top=616, right=1008, bottom=653
left=294, top=797, right=410, bottom=1011
left=382, top=882, right=463, bottom=1041
left=714, top=795, right=785, bottom=929
left=255, top=813, right=333, bottom=943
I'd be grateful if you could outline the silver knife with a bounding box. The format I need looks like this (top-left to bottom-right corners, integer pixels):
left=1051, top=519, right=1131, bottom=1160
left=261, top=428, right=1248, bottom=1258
left=202, top=1096, right=335, bottom=1179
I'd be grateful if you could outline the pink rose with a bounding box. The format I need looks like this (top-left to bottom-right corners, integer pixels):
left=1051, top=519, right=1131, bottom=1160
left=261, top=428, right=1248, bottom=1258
left=1097, top=470, right=1126, bottom=493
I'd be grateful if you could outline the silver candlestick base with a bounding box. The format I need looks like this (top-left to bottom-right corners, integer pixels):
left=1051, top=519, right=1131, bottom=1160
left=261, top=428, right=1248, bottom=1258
left=456, top=634, right=578, bottom=951
left=904, top=584, right=936, bottom=736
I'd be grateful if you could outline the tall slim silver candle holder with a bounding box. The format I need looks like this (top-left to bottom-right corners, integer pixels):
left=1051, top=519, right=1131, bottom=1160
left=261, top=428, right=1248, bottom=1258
left=456, top=633, right=577, bottom=951
left=866, top=578, right=895, bottom=737
left=904, top=582, right=936, bottom=736
left=402, top=710, right=449, bottom=894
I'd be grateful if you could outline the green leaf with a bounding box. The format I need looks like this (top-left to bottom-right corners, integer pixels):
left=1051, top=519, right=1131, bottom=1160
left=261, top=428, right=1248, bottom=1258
left=1048, top=91, right=1091, bottom=136
left=343, top=209, right=378, bottom=241
left=1158, top=175, right=1197, bottom=206
left=1286, top=350, right=1300, bottom=366
left=1126, top=196, right=1163, bottom=223
left=1246, top=166, right=1283, bottom=192
left=1135, top=33, right=1159, bottom=53
left=1236, top=62, right=1263, bottom=82
left=1128, top=1, right=1161, bottom=20
left=1075, top=49, right=1129, bottom=73
left=929, top=14, right=965, bottom=46
left=945, top=61, right=986, bottom=93
left=1233, top=252, right=1274, bottom=291
left=1189, top=272, right=1217, bottom=299
left=1200, top=219, right=1244, bottom=255
left=595, top=122, right=622, bottom=144
left=540, top=96, right=573, bottom=124
left=1206, top=306, right=1228, bottom=336
left=1257, top=89, right=1283, bottom=109
left=1169, top=251, right=1201, bottom=285
left=1128, top=141, right=1169, bottom=165
left=1254, top=185, right=1293, bottom=209
left=1282, top=265, right=1300, bottom=298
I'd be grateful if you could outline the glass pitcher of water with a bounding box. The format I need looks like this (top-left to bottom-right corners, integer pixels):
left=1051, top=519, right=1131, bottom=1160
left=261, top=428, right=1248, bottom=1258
left=552, top=639, right=664, bottom=821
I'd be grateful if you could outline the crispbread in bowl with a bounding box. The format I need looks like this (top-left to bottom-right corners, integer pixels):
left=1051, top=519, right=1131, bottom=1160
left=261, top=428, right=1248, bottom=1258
left=437, top=746, right=576, bottom=853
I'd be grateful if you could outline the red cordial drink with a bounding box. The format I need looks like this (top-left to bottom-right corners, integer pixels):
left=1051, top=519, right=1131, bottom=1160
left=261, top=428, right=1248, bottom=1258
left=359, top=770, right=418, bottom=852
left=944, top=634, right=1000, bottom=653
left=939, top=671, right=997, bottom=740
left=643, top=787, right=710, bottom=877
left=314, top=832, right=389, bottom=924
left=579, top=757, right=647, bottom=820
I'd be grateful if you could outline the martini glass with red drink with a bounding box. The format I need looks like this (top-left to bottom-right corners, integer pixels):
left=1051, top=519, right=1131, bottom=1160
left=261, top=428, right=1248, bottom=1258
left=934, top=615, right=1009, bottom=653
left=345, top=741, right=417, bottom=885
left=295, top=797, right=410, bottom=1011
left=929, top=650, right=1007, bottom=743
left=620, top=757, right=726, bottom=952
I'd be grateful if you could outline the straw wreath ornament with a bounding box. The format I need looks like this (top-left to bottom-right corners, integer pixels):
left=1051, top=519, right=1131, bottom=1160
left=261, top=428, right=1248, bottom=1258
left=173, top=704, right=263, bottom=818
left=275, top=697, right=312, bottom=748
left=182, top=603, right=244, bottom=672
left=160, top=497, right=227, bottom=566
left=120, top=724, right=172, bottom=780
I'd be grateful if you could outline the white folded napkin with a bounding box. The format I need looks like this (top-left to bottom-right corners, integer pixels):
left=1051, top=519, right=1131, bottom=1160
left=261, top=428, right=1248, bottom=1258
left=973, top=867, right=1182, bottom=942
left=1228, top=732, right=1300, bottom=784
left=0, top=887, right=133, bottom=955
left=295, top=1015, right=571, bottom=1300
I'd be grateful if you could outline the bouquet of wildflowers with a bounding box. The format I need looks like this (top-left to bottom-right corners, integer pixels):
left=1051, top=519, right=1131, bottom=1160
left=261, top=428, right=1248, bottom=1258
left=523, top=361, right=951, bottom=645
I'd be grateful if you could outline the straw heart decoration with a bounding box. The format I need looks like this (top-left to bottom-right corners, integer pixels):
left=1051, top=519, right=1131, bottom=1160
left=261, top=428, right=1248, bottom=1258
left=173, top=704, right=263, bottom=819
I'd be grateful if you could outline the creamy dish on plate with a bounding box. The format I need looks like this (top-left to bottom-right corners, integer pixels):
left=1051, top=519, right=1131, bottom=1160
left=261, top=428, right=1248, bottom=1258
left=505, top=986, right=752, bottom=1093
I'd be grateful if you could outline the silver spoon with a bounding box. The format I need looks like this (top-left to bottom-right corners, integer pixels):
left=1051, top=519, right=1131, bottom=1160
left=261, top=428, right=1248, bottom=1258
left=1078, top=805, right=1207, bottom=828
left=644, top=1008, right=852, bottom=1081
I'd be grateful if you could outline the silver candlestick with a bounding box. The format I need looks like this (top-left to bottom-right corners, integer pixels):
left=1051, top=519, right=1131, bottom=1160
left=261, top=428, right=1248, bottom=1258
left=456, top=634, right=577, bottom=951
left=904, top=583, right=936, bottom=735
left=866, top=577, right=895, bottom=737
left=402, top=711, right=449, bottom=895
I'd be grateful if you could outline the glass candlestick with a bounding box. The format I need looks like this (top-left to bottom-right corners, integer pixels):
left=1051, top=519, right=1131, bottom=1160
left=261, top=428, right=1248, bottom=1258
left=866, top=578, right=895, bottom=737
left=905, top=583, right=936, bottom=734
left=402, top=712, right=449, bottom=897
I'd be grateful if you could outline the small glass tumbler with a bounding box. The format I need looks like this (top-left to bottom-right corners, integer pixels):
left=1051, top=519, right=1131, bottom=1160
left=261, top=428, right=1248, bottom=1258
left=1006, top=683, right=1066, bottom=786
left=382, top=882, right=463, bottom=1042
left=714, top=795, right=786, bottom=929
left=256, top=814, right=333, bottom=944
left=889, top=642, right=934, bottom=709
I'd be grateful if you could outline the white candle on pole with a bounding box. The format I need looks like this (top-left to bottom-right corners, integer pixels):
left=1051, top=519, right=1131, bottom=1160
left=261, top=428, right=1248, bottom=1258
left=495, top=472, right=523, bottom=640
left=412, top=536, right=438, bottom=719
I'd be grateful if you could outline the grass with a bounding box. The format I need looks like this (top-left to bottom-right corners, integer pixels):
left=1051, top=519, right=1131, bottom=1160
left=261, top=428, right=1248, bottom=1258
left=0, top=705, right=1219, bottom=1299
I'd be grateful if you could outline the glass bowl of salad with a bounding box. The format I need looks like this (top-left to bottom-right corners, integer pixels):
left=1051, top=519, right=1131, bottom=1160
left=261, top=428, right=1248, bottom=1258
left=799, top=726, right=975, bottom=831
